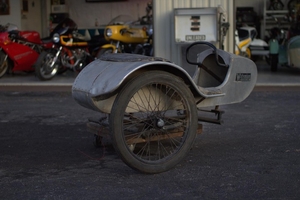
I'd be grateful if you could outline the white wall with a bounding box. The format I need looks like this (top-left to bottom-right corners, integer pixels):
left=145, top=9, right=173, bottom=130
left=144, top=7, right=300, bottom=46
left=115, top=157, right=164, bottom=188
left=67, top=0, right=150, bottom=28
left=0, top=1, right=21, bottom=28
left=0, top=0, right=42, bottom=35
left=21, top=0, right=42, bottom=33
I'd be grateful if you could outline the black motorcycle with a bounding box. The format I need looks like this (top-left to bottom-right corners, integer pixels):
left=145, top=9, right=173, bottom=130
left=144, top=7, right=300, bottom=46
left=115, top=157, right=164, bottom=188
left=34, top=18, right=107, bottom=81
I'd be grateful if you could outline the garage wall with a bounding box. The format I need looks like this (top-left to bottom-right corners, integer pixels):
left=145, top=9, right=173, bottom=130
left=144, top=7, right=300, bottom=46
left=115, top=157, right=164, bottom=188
left=153, top=0, right=234, bottom=65
left=67, top=0, right=150, bottom=28
left=0, top=1, right=21, bottom=29
left=21, top=0, right=42, bottom=34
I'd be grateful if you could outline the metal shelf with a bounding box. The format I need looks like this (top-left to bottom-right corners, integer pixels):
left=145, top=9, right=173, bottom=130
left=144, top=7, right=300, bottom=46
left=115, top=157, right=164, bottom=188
left=265, top=10, right=289, bottom=14
left=262, top=0, right=290, bottom=38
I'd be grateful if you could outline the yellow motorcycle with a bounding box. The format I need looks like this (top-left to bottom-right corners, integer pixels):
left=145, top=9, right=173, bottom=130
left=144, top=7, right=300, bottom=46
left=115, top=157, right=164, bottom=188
left=98, top=14, right=153, bottom=57
left=235, top=28, right=252, bottom=58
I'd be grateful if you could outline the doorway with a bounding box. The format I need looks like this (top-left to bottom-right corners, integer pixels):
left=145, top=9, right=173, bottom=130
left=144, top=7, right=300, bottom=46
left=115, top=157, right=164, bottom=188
left=20, top=0, right=43, bottom=36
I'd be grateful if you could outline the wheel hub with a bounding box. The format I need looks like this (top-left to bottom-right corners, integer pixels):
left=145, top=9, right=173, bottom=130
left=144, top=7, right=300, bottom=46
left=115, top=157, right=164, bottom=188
left=156, top=118, right=165, bottom=128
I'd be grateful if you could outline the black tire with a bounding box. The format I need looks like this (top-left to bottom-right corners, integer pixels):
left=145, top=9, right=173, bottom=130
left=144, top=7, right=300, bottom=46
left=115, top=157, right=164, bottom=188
left=97, top=48, right=114, bottom=58
left=35, top=50, right=60, bottom=81
left=0, top=51, right=8, bottom=78
left=269, top=54, right=278, bottom=72
left=269, top=0, right=284, bottom=10
left=110, top=71, right=198, bottom=174
left=57, top=66, right=68, bottom=75
left=265, top=55, right=270, bottom=65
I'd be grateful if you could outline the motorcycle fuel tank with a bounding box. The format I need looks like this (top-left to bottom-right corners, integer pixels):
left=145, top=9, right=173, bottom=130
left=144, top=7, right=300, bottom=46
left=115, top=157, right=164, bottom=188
left=19, top=31, right=42, bottom=44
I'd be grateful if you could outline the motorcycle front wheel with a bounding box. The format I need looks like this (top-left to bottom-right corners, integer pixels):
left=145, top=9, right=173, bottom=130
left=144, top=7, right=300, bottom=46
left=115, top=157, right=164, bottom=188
left=35, top=50, right=60, bottom=81
left=110, top=71, right=198, bottom=174
left=0, top=50, right=8, bottom=78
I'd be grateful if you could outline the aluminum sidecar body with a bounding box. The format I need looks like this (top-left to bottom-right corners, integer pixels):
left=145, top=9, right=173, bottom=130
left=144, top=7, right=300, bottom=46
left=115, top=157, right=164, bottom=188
left=72, top=45, right=257, bottom=114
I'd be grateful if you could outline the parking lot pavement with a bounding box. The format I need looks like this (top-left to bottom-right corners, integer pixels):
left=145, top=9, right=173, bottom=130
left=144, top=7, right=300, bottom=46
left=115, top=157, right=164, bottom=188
left=1, top=87, right=300, bottom=199
left=0, top=58, right=300, bottom=199
left=0, top=59, right=299, bottom=88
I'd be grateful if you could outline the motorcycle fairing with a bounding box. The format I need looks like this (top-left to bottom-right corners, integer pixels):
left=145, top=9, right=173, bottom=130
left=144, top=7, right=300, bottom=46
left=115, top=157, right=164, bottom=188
left=19, top=30, right=41, bottom=44
left=51, top=18, right=78, bottom=37
left=1, top=42, right=38, bottom=71
left=104, top=25, right=148, bottom=44
left=72, top=52, right=257, bottom=113
left=100, top=44, right=116, bottom=52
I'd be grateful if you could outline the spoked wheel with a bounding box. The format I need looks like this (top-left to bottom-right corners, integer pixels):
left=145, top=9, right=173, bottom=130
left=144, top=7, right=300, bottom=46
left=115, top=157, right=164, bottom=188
left=110, top=71, right=198, bottom=174
left=0, top=51, right=8, bottom=78
left=35, top=50, right=60, bottom=80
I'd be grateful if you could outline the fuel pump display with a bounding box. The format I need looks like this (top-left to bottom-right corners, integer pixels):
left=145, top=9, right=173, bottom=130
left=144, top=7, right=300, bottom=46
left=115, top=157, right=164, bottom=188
left=174, top=8, right=219, bottom=43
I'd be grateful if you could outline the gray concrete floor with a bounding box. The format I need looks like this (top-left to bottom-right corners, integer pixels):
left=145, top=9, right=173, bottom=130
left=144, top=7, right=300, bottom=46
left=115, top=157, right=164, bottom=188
left=255, top=60, right=300, bottom=86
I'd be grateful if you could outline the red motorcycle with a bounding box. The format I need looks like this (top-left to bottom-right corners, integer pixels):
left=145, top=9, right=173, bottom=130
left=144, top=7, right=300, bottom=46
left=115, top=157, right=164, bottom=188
left=0, top=23, right=54, bottom=78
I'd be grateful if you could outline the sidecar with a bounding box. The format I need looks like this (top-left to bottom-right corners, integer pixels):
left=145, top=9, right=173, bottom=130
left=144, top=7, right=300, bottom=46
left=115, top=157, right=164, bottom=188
left=72, top=42, right=257, bottom=174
